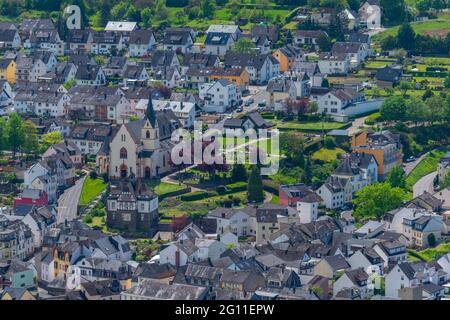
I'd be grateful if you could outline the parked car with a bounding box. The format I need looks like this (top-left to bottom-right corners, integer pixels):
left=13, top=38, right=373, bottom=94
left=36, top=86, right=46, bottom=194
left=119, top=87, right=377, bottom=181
left=405, top=156, right=416, bottom=163
left=245, top=98, right=254, bottom=106
left=258, top=100, right=266, bottom=107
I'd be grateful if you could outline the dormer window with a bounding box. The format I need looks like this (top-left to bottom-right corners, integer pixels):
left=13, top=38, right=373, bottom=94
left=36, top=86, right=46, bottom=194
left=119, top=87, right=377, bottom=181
left=146, top=130, right=150, bottom=139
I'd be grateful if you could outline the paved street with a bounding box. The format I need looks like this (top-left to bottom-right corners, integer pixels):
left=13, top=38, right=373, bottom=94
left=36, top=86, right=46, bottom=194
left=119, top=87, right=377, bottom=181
left=403, top=152, right=429, bottom=176
left=413, top=171, right=437, bottom=198
left=57, top=176, right=86, bottom=224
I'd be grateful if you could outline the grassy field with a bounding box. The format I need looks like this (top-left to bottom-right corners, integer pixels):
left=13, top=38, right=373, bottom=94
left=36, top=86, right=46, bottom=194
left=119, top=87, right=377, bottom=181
left=147, top=180, right=187, bottom=196
left=79, top=177, right=108, bottom=206
left=405, top=147, right=450, bottom=190
left=408, top=242, right=450, bottom=262
left=373, top=13, right=450, bottom=42
left=312, top=147, right=346, bottom=162
left=274, top=120, right=350, bottom=131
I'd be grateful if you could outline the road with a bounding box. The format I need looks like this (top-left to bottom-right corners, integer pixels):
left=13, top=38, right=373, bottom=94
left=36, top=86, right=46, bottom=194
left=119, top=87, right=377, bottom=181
left=413, top=171, right=437, bottom=198
left=403, top=152, right=429, bottom=176
left=57, top=176, right=86, bottom=224
left=348, top=115, right=369, bottom=136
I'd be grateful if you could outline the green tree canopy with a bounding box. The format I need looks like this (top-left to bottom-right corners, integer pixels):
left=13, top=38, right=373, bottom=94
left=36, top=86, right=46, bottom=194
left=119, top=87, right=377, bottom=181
left=6, top=112, right=25, bottom=158
left=353, top=183, right=407, bottom=220
left=41, top=131, right=64, bottom=152
left=232, top=38, right=257, bottom=54
left=247, top=165, right=264, bottom=203
left=380, top=96, right=408, bottom=121
left=397, top=22, right=416, bottom=51
left=386, top=166, right=406, bottom=189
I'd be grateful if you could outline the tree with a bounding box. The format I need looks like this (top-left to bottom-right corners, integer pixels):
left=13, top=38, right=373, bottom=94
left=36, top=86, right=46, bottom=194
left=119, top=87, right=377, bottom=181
left=6, top=112, right=25, bottom=158
left=317, top=34, right=332, bottom=52
left=328, top=13, right=345, bottom=41
left=200, top=0, right=215, bottom=18
left=386, top=166, right=406, bottom=189
left=398, top=81, right=412, bottom=97
left=427, top=233, right=437, bottom=247
left=444, top=73, right=450, bottom=88
left=308, top=101, right=319, bottom=114
left=426, top=95, right=446, bottom=124
left=41, top=131, right=64, bottom=152
left=23, top=120, right=39, bottom=154
left=232, top=164, right=247, bottom=182
left=141, top=8, right=153, bottom=28
left=397, top=22, right=416, bottom=51
left=304, top=156, right=312, bottom=184
left=380, top=96, right=408, bottom=121
left=324, top=135, right=336, bottom=148
left=406, top=97, right=428, bottom=124
left=422, top=88, right=434, bottom=101
left=280, top=131, right=305, bottom=165
left=353, top=183, right=407, bottom=220
left=381, top=0, right=407, bottom=25
left=64, top=79, right=77, bottom=90
left=232, top=38, right=257, bottom=54
left=321, top=78, right=329, bottom=88
left=0, top=117, right=6, bottom=151
left=247, top=165, right=264, bottom=203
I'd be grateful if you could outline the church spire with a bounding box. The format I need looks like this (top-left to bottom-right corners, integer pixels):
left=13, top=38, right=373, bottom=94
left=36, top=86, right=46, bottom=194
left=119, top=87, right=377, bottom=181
left=146, top=96, right=156, bottom=127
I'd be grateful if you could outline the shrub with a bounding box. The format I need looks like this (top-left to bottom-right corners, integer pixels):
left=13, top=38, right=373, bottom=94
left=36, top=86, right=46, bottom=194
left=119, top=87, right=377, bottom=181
left=180, top=191, right=215, bottom=201
left=232, top=197, right=241, bottom=206
left=222, top=199, right=233, bottom=208
left=83, top=214, right=93, bottom=224
left=216, top=185, right=228, bottom=195
left=89, top=171, right=97, bottom=179
left=226, top=182, right=247, bottom=193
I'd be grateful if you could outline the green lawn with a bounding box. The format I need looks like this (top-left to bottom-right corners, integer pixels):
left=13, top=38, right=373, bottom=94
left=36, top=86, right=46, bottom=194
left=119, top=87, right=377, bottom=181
left=408, top=242, right=450, bottom=262
left=274, top=120, right=350, bottom=131
left=269, top=193, right=279, bottom=204
left=373, top=13, right=450, bottom=42
left=79, top=177, right=108, bottom=206
left=312, top=147, right=346, bottom=162
left=405, top=147, right=450, bottom=190
left=364, top=61, right=390, bottom=69
left=147, top=180, right=187, bottom=196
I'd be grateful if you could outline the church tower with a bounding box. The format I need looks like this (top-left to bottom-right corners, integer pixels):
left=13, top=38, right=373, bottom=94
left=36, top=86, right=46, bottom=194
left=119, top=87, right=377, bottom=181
left=141, top=97, right=160, bottom=151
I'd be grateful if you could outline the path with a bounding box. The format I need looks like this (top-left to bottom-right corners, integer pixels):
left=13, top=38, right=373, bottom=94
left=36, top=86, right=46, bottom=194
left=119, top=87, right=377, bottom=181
left=413, top=171, right=437, bottom=198
left=57, top=176, right=86, bottom=224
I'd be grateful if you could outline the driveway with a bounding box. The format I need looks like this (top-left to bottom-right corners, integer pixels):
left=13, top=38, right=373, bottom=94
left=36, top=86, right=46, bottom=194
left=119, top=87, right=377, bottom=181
left=348, top=116, right=369, bottom=135
left=57, top=175, right=86, bottom=224
left=413, top=171, right=437, bottom=198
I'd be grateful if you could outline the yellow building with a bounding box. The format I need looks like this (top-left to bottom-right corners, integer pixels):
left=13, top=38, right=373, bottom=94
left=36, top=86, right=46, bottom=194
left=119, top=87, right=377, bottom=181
left=0, top=58, right=16, bottom=84
left=273, top=46, right=302, bottom=73
left=351, top=130, right=403, bottom=179
left=208, top=67, right=250, bottom=88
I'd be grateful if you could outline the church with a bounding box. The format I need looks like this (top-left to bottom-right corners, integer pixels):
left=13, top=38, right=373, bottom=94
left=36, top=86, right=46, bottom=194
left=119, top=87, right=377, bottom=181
left=99, top=98, right=181, bottom=180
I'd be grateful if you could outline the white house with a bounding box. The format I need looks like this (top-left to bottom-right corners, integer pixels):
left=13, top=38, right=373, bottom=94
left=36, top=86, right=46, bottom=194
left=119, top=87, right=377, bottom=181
left=207, top=207, right=256, bottom=237
left=194, top=238, right=227, bottom=261
left=359, top=0, right=382, bottom=29
left=296, top=193, right=322, bottom=224
left=318, top=52, right=350, bottom=75
left=33, top=91, right=70, bottom=117
left=347, top=249, right=384, bottom=274
left=159, top=240, right=199, bottom=267
left=205, top=32, right=235, bottom=56
left=331, top=152, right=378, bottom=195
left=385, top=263, right=419, bottom=299
left=199, top=79, right=241, bottom=113
left=333, top=268, right=372, bottom=299
left=316, top=176, right=352, bottom=209
left=129, top=29, right=156, bottom=57
left=331, top=42, right=369, bottom=70
left=152, top=99, right=196, bottom=128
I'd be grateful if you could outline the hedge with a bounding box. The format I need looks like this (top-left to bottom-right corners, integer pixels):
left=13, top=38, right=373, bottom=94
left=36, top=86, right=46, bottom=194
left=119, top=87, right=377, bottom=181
left=262, top=179, right=279, bottom=195
left=179, top=191, right=216, bottom=201
left=226, top=182, right=247, bottom=193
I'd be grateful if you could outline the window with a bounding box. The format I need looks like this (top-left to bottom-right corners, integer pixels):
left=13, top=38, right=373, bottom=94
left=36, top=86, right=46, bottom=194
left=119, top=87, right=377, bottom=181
left=146, top=130, right=150, bottom=139
left=120, top=147, right=128, bottom=159
left=122, top=213, right=131, bottom=221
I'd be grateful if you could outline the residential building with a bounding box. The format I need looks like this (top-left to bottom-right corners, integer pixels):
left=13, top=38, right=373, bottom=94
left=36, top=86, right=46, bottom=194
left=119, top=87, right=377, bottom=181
left=318, top=52, right=350, bottom=75
left=351, top=130, right=403, bottom=180
left=294, top=30, right=328, bottom=47
left=359, top=0, right=382, bottom=29
left=162, top=28, right=194, bottom=54
left=106, top=179, right=159, bottom=234
left=273, top=45, right=303, bottom=73
left=224, top=52, right=279, bottom=84
left=129, top=29, right=156, bottom=57
left=199, top=79, right=241, bottom=113
left=0, top=59, right=16, bottom=84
